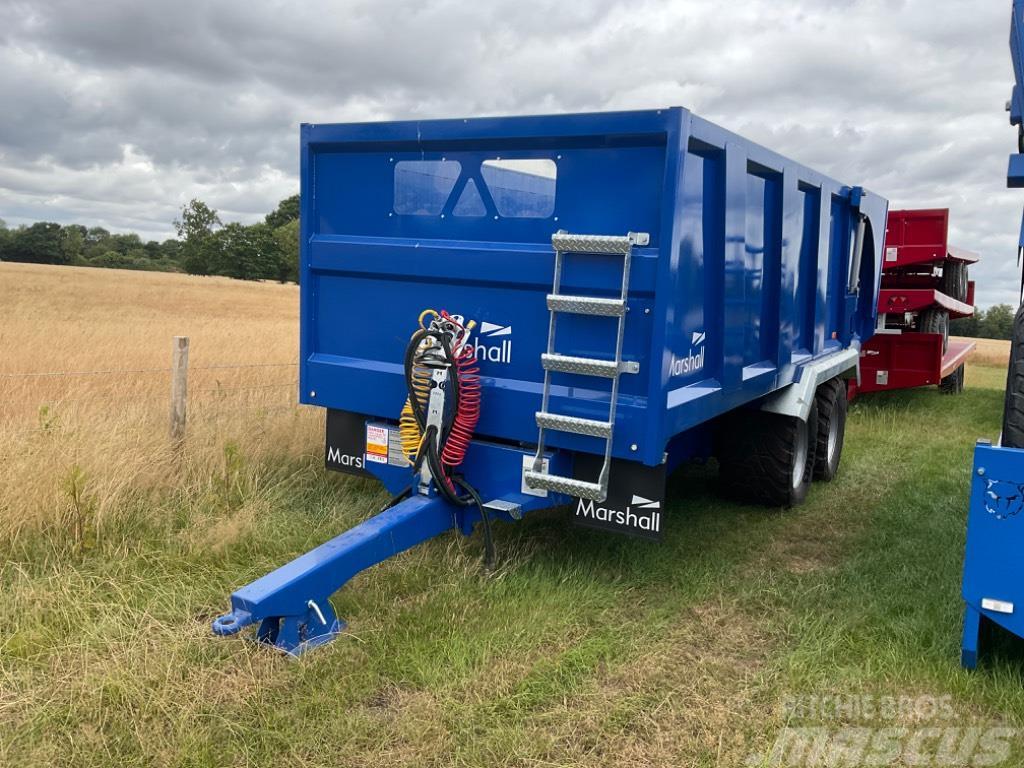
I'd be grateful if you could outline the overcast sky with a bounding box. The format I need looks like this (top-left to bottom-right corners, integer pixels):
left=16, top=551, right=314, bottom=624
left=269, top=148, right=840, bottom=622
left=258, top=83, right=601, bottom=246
left=0, top=0, right=1020, bottom=306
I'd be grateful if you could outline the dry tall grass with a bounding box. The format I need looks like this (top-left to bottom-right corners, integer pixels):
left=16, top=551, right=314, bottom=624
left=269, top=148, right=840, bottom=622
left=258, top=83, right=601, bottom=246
left=0, top=262, right=322, bottom=554
left=954, top=335, right=1010, bottom=367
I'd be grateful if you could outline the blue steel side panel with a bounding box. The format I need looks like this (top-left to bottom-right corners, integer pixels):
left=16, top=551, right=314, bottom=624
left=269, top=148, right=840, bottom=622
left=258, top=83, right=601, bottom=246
left=962, top=443, right=1024, bottom=644
left=660, top=116, right=887, bottom=440
left=1011, top=1, right=1024, bottom=135
left=1011, top=3, right=1024, bottom=215
left=300, top=108, right=887, bottom=469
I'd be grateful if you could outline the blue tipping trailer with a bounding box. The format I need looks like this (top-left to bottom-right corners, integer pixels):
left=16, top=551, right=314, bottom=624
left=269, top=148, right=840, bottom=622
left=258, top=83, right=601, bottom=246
left=213, top=107, right=888, bottom=654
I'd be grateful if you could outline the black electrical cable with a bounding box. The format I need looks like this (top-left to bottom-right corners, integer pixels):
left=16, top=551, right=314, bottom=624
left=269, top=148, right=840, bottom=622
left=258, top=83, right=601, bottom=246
left=404, top=324, right=495, bottom=569
left=423, top=435, right=495, bottom=570
left=378, top=485, right=411, bottom=514
left=404, top=327, right=462, bottom=446
left=452, top=475, right=494, bottom=570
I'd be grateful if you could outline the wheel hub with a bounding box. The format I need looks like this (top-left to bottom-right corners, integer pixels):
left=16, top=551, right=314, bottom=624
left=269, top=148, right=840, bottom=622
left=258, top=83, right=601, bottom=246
left=792, top=425, right=808, bottom=489
left=826, top=411, right=839, bottom=466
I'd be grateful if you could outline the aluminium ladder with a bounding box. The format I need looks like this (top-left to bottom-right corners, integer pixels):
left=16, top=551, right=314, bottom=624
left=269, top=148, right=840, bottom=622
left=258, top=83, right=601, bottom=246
left=523, top=231, right=647, bottom=502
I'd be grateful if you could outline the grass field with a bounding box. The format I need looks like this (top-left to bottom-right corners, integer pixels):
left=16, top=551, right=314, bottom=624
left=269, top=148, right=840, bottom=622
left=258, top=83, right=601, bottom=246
left=955, top=336, right=1010, bottom=368
left=2, top=262, right=1023, bottom=767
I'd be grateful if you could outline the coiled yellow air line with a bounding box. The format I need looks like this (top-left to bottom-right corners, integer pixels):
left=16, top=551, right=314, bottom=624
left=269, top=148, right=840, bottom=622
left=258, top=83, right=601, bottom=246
left=398, top=309, right=440, bottom=461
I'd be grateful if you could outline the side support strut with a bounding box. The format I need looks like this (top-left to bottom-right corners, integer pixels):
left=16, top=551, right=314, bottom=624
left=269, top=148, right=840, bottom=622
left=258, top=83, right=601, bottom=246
left=212, top=494, right=456, bottom=655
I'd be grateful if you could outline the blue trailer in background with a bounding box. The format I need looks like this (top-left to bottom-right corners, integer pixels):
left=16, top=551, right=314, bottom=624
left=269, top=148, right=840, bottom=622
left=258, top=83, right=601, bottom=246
left=213, top=106, right=888, bottom=655
left=962, top=440, right=1024, bottom=669
left=960, top=0, right=1024, bottom=670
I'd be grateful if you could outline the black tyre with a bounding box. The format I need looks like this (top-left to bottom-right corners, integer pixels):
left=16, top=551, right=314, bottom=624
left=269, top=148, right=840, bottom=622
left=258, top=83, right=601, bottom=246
left=717, top=401, right=819, bottom=508
left=919, top=308, right=949, bottom=353
left=940, top=363, right=965, bottom=395
left=940, top=261, right=968, bottom=303
left=1002, top=304, right=1024, bottom=448
left=813, top=378, right=847, bottom=481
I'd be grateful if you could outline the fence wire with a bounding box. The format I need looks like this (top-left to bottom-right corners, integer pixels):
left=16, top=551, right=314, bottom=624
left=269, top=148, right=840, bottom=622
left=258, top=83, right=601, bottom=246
left=0, top=362, right=297, bottom=380
left=1, top=358, right=305, bottom=439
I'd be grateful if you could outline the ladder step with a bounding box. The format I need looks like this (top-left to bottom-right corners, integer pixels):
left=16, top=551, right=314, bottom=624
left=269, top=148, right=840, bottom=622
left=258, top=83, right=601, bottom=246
left=523, top=471, right=605, bottom=501
left=541, top=353, right=639, bottom=378
left=552, top=232, right=648, bottom=255
left=536, top=412, right=613, bottom=438
left=547, top=294, right=626, bottom=317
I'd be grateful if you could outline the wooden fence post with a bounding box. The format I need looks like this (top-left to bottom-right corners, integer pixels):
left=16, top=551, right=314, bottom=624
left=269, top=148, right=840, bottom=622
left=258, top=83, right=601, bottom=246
left=169, top=336, right=189, bottom=441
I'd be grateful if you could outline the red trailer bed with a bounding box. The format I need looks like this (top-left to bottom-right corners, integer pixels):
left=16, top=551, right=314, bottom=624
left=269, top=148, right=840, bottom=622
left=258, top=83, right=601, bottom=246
left=877, top=288, right=975, bottom=319
left=852, top=209, right=978, bottom=398
left=852, top=334, right=976, bottom=396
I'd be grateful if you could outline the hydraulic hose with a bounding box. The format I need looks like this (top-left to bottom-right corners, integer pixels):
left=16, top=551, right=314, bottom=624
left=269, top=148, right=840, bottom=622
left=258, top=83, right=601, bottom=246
left=423, top=428, right=494, bottom=570
left=402, top=321, right=493, bottom=569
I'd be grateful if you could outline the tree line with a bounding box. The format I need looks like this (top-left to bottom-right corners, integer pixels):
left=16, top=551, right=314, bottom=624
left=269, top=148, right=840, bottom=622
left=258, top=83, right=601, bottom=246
left=950, top=304, right=1015, bottom=340
left=2, top=206, right=1017, bottom=333
left=0, top=195, right=299, bottom=282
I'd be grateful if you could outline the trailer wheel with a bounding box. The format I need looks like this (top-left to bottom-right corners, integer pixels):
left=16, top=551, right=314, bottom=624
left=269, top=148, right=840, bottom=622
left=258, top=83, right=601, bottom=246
left=940, top=363, right=965, bottom=394
left=813, top=378, right=847, bottom=481
left=940, top=262, right=969, bottom=303
left=1002, top=304, right=1024, bottom=448
left=717, top=402, right=819, bottom=508
left=919, top=308, right=949, bottom=353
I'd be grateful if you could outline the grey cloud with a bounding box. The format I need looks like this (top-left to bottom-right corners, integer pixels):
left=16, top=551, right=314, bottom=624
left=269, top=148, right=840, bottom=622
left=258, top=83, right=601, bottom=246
left=0, top=0, right=1020, bottom=305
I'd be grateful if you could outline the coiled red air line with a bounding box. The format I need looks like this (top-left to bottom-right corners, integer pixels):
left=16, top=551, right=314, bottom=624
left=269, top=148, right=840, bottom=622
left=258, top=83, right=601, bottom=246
left=440, top=314, right=481, bottom=470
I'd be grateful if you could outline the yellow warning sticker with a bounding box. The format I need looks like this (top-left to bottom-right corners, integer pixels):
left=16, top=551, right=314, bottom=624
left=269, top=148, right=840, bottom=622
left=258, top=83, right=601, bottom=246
left=366, top=425, right=389, bottom=464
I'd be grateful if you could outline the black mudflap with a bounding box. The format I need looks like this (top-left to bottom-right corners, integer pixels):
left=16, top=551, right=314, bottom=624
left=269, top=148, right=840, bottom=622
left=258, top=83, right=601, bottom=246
left=325, top=409, right=372, bottom=477
left=570, top=455, right=667, bottom=541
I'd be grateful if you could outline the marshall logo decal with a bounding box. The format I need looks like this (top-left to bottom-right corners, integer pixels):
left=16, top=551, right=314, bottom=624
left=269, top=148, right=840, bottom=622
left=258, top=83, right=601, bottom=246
left=670, top=330, right=706, bottom=377
left=570, top=457, right=666, bottom=541
left=325, top=409, right=372, bottom=477
left=327, top=446, right=364, bottom=469
left=473, top=321, right=512, bottom=365
left=575, top=494, right=661, bottom=535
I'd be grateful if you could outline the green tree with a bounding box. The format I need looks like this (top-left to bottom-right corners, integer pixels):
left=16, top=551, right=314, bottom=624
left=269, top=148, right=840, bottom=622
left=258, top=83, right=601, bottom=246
left=265, top=194, right=299, bottom=229
left=109, top=232, right=143, bottom=255
left=0, top=218, right=8, bottom=260
left=207, top=222, right=282, bottom=280
left=979, top=303, right=1015, bottom=340
left=273, top=218, right=300, bottom=282
left=159, top=238, right=183, bottom=263
left=89, top=250, right=140, bottom=270
left=175, top=199, right=221, bottom=275
left=60, top=224, right=86, bottom=264
left=85, top=226, right=110, bottom=245
left=5, top=222, right=65, bottom=264
left=950, top=309, right=980, bottom=338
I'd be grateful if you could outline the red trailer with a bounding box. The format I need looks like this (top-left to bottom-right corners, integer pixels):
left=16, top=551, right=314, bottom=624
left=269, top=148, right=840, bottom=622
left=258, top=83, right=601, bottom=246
left=851, top=209, right=977, bottom=397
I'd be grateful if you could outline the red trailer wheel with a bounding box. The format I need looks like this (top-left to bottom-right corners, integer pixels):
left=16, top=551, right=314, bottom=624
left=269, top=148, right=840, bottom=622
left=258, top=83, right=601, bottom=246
left=940, top=262, right=969, bottom=303
left=940, top=364, right=965, bottom=394
left=919, top=308, right=949, bottom=353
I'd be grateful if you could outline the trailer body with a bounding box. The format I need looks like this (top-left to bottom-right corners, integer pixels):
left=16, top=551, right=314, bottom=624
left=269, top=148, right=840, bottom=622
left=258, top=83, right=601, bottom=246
left=959, top=0, right=1024, bottom=670
left=301, top=108, right=886, bottom=492
left=853, top=209, right=977, bottom=396
left=214, top=107, right=888, bottom=653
